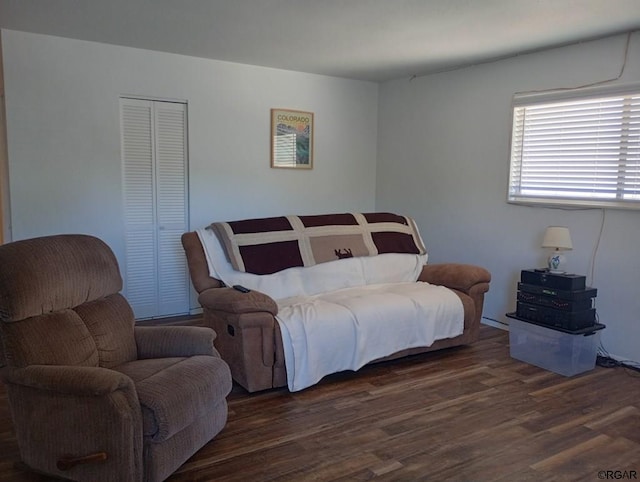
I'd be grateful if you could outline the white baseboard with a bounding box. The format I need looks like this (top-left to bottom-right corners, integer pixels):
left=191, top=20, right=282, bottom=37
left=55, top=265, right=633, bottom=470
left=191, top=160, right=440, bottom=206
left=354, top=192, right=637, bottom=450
left=481, top=317, right=509, bottom=331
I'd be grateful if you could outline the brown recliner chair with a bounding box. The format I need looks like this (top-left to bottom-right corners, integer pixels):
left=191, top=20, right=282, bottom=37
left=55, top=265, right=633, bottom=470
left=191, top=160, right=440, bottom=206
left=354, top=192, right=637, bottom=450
left=0, top=234, right=232, bottom=482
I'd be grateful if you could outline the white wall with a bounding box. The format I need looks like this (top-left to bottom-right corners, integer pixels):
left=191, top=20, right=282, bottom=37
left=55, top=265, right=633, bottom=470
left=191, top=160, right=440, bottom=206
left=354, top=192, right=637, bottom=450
left=1, top=30, right=378, bottom=309
left=377, top=33, right=640, bottom=363
left=4, top=28, right=638, bottom=362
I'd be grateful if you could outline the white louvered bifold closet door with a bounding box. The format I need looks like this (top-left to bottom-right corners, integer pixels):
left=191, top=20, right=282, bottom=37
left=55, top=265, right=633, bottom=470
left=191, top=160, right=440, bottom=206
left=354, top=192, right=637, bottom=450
left=120, top=98, right=190, bottom=319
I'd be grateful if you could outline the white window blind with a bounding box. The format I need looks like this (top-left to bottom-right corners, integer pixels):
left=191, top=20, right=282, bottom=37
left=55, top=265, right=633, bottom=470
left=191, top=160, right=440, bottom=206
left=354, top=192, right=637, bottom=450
left=508, top=84, right=640, bottom=209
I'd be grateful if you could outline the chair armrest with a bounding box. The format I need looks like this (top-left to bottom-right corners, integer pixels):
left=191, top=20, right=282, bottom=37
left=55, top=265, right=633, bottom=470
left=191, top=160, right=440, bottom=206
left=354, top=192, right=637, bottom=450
left=4, top=366, right=143, bottom=480
left=3, top=365, right=133, bottom=396
left=134, top=326, right=219, bottom=358
left=419, top=263, right=491, bottom=294
left=198, top=287, right=278, bottom=316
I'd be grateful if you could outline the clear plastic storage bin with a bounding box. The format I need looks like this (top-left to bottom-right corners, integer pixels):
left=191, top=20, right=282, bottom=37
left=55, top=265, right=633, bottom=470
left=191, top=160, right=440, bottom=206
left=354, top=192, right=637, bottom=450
left=508, top=316, right=604, bottom=376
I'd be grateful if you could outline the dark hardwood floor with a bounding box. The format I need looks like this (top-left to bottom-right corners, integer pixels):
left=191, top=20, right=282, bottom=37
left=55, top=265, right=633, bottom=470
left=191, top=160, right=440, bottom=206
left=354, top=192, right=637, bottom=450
left=1, top=325, right=639, bottom=481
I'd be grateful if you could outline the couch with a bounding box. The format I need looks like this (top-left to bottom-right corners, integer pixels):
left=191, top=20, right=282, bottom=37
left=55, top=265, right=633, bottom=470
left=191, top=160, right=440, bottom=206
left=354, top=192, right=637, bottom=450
left=0, top=234, right=232, bottom=482
left=182, top=212, right=491, bottom=393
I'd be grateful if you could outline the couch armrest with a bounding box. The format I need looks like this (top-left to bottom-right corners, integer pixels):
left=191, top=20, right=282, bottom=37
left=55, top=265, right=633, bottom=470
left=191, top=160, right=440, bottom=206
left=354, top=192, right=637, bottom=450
left=198, top=287, right=278, bottom=316
left=3, top=365, right=133, bottom=396
left=419, top=263, right=491, bottom=294
left=198, top=287, right=278, bottom=390
left=420, top=263, right=491, bottom=346
left=134, top=326, right=219, bottom=358
left=181, top=231, right=222, bottom=293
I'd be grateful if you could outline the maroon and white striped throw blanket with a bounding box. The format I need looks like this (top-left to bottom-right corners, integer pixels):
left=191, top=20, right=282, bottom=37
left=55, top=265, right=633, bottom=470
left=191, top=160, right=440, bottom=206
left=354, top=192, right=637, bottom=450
left=210, top=212, right=426, bottom=275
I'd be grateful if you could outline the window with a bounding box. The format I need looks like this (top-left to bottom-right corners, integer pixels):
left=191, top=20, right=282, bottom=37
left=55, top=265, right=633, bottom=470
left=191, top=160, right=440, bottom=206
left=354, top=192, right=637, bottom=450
left=508, top=84, right=640, bottom=210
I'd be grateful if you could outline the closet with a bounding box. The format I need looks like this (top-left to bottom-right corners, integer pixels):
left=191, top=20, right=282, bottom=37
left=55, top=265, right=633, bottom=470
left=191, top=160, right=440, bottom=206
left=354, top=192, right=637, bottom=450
left=120, top=98, right=190, bottom=319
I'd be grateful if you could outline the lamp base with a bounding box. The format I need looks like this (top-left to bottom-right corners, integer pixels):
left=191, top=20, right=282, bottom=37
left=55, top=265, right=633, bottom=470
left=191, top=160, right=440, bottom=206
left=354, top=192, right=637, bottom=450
left=548, top=252, right=567, bottom=274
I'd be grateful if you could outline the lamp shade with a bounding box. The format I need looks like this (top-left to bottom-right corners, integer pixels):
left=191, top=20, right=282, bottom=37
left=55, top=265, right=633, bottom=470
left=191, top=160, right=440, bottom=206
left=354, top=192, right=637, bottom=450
left=542, top=226, right=573, bottom=250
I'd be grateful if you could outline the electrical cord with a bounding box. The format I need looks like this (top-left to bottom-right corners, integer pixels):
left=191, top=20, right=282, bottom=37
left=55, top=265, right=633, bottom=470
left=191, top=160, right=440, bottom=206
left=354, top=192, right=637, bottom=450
left=596, top=355, right=621, bottom=368
left=588, top=209, right=605, bottom=291
left=513, top=30, right=635, bottom=96
left=597, top=342, right=640, bottom=375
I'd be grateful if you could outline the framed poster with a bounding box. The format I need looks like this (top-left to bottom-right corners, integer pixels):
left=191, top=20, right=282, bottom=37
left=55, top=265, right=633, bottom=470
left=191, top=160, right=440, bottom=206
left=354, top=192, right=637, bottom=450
left=271, top=108, right=314, bottom=169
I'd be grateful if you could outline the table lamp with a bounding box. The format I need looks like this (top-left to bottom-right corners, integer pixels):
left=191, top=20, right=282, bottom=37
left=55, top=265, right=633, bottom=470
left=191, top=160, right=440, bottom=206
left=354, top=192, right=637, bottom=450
left=542, top=226, right=573, bottom=273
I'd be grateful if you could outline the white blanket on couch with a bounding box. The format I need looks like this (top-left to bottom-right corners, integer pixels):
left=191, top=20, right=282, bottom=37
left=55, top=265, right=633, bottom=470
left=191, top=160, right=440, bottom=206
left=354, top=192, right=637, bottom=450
left=277, top=282, right=463, bottom=391
left=196, top=227, right=463, bottom=392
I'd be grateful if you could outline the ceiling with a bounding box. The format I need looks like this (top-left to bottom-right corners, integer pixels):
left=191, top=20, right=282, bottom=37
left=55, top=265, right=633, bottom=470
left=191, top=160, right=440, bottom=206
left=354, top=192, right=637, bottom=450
left=1, top=0, right=640, bottom=82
